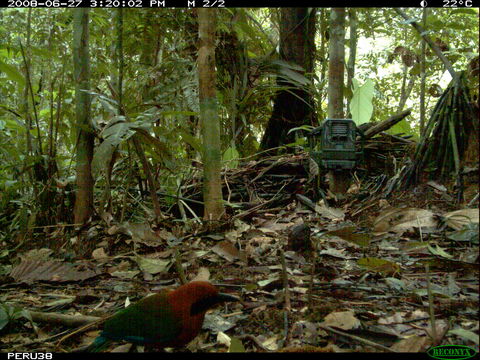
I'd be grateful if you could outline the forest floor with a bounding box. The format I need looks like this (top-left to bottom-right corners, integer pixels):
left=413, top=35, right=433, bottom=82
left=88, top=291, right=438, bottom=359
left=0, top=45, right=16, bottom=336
left=0, top=157, right=478, bottom=353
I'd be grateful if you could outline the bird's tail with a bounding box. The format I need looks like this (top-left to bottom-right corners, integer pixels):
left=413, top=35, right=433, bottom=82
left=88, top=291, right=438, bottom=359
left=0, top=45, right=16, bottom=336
left=84, top=336, right=110, bottom=352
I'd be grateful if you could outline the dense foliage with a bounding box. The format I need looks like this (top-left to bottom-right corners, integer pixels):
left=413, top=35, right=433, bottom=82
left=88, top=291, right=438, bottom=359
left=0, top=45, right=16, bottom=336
left=0, top=8, right=478, bottom=237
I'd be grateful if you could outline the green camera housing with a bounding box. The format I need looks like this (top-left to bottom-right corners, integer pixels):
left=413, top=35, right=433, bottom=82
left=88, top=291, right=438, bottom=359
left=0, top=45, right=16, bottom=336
left=309, top=119, right=363, bottom=170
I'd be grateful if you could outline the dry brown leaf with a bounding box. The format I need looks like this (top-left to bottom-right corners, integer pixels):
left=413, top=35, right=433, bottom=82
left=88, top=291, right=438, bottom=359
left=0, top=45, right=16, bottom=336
left=373, top=208, right=437, bottom=234
left=322, top=311, right=361, bottom=331
left=10, top=260, right=98, bottom=283
left=390, top=335, right=431, bottom=352
left=191, top=267, right=210, bottom=282
left=444, top=208, right=479, bottom=230
left=92, top=248, right=108, bottom=260
left=212, top=241, right=247, bottom=263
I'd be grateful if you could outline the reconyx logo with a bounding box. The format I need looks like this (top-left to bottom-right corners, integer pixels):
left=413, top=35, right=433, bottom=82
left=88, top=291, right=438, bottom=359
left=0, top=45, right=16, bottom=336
left=427, top=345, right=477, bottom=360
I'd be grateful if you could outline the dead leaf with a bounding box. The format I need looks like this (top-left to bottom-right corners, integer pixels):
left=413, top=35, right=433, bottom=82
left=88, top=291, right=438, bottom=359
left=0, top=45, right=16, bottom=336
left=322, top=311, right=361, bottom=331
left=135, top=256, right=171, bottom=275
left=191, top=267, right=210, bottom=282
left=113, top=222, right=164, bottom=247
left=92, top=248, right=108, bottom=260
left=18, top=249, right=53, bottom=262
left=373, top=208, right=438, bottom=234
left=212, top=241, right=247, bottom=263
left=261, top=335, right=279, bottom=351
left=357, top=257, right=400, bottom=277
left=326, top=226, right=371, bottom=247
left=110, top=270, right=140, bottom=279
left=444, top=209, right=479, bottom=230
left=314, top=203, right=345, bottom=221
left=390, top=335, right=431, bottom=352
left=319, top=248, right=353, bottom=259
left=10, top=260, right=98, bottom=283
left=217, top=331, right=231, bottom=347
left=111, top=344, right=133, bottom=352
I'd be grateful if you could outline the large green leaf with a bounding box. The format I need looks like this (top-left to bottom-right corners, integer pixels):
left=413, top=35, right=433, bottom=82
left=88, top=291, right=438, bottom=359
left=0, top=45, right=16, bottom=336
left=277, top=67, right=309, bottom=86
left=387, top=119, right=416, bottom=138
left=92, top=120, right=135, bottom=175
left=0, top=60, right=25, bottom=86
left=223, top=146, right=239, bottom=169
left=350, top=78, right=374, bottom=125
left=179, top=129, right=203, bottom=155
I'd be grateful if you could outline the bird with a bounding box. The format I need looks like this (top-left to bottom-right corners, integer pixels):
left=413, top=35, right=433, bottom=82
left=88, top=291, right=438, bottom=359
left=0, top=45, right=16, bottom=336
left=85, top=281, right=239, bottom=352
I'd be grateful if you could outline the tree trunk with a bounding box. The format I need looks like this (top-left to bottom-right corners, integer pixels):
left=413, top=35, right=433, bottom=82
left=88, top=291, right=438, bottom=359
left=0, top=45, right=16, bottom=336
left=260, top=8, right=317, bottom=150
left=327, top=8, right=346, bottom=119
left=198, top=8, right=224, bottom=221
left=397, top=75, right=416, bottom=112
left=327, top=8, right=349, bottom=194
left=419, top=8, right=427, bottom=136
left=318, top=9, right=328, bottom=119
left=346, top=9, right=358, bottom=117
left=73, top=9, right=94, bottom=224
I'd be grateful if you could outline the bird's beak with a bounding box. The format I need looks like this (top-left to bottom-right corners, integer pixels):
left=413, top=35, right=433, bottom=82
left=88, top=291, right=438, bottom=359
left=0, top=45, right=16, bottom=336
left=217, top=293, right=240, bottom=302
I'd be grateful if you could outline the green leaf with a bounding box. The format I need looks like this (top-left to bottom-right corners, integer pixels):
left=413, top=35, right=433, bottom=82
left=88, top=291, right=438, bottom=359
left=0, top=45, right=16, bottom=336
left=228, top=337, right=246, bottom=352
left=447, top=223, right=479, bottom=244
left=92, top=137, right=117, bottom=176
left=277, top=67, right=309, bottom=86
left=179, top=129, right=203, bottom=155
left=350, top=78, right=374, bottom=125
left=452, top=8, right=478, bottom=15
left=0, top=60, right=25, bottom=86
left=287, top=125, right=314, bottom=135
left=0, top=305, right=9, bottom=331
left=30, top=47, right=54, bottom=58
left=427, top=244, right=453, bottom=259
left=387, top=119, right=415, bottom=138
left=223, top=146, right=239, bottom=169
left=357, top=257, right=400, bottom=276
left=271, top=59, right=305, bottom=72
left=448, top=328, right=480, bottom=344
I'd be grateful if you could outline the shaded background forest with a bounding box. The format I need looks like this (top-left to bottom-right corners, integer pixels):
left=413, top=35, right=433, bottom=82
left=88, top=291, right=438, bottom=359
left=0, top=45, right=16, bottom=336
left=0, top=7, right=478, bottom=251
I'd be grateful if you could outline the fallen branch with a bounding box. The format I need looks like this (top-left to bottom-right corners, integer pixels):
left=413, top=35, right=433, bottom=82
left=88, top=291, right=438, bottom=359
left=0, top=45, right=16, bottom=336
left=362, top=109, right=412, bottom=139
left=29, top=311, right=100, bottom=327
left=318, top=324, right=397, bottom=352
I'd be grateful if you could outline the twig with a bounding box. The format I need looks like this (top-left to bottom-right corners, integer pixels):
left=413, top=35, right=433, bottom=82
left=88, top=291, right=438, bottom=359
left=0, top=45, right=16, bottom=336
left=318, top=324, right=397, bottom=352
left=308, top=239, right=317, bottom=310
left=30, top=223, right=84, bottom=229
left=237, top=334, right=270, bottom=352
left=6, top=328, right=71, bottom=350
left=417, top=215, right=438, bottom=344
left=224, top=172, right=232, bottom=204
left=351, top=202, right=377, bottom=217
left=279, top=250, right=291, bottom=349
left=175, top=250, right=188, bottom=285
left=233, top=180, right=291, bottom=219
left=251, top=159, right=280, bottom=183
left=467, top=192, right=479, bottom=207
left=279, top=250, right=291, bottom=312
left=179, top=199, right=202, bottom=224
left=56, top=315, right=112, bottom=349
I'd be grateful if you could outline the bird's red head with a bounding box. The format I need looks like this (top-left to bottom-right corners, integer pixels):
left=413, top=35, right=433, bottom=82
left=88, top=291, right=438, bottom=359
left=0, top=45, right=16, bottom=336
left=169, top=281, right=219, bottom=303
left=165, top=281, right=238, bottom=346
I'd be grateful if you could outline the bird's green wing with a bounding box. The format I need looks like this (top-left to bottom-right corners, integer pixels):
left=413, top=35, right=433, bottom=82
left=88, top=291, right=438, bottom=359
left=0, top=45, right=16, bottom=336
left=102, top=294, right=182, bottom=344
